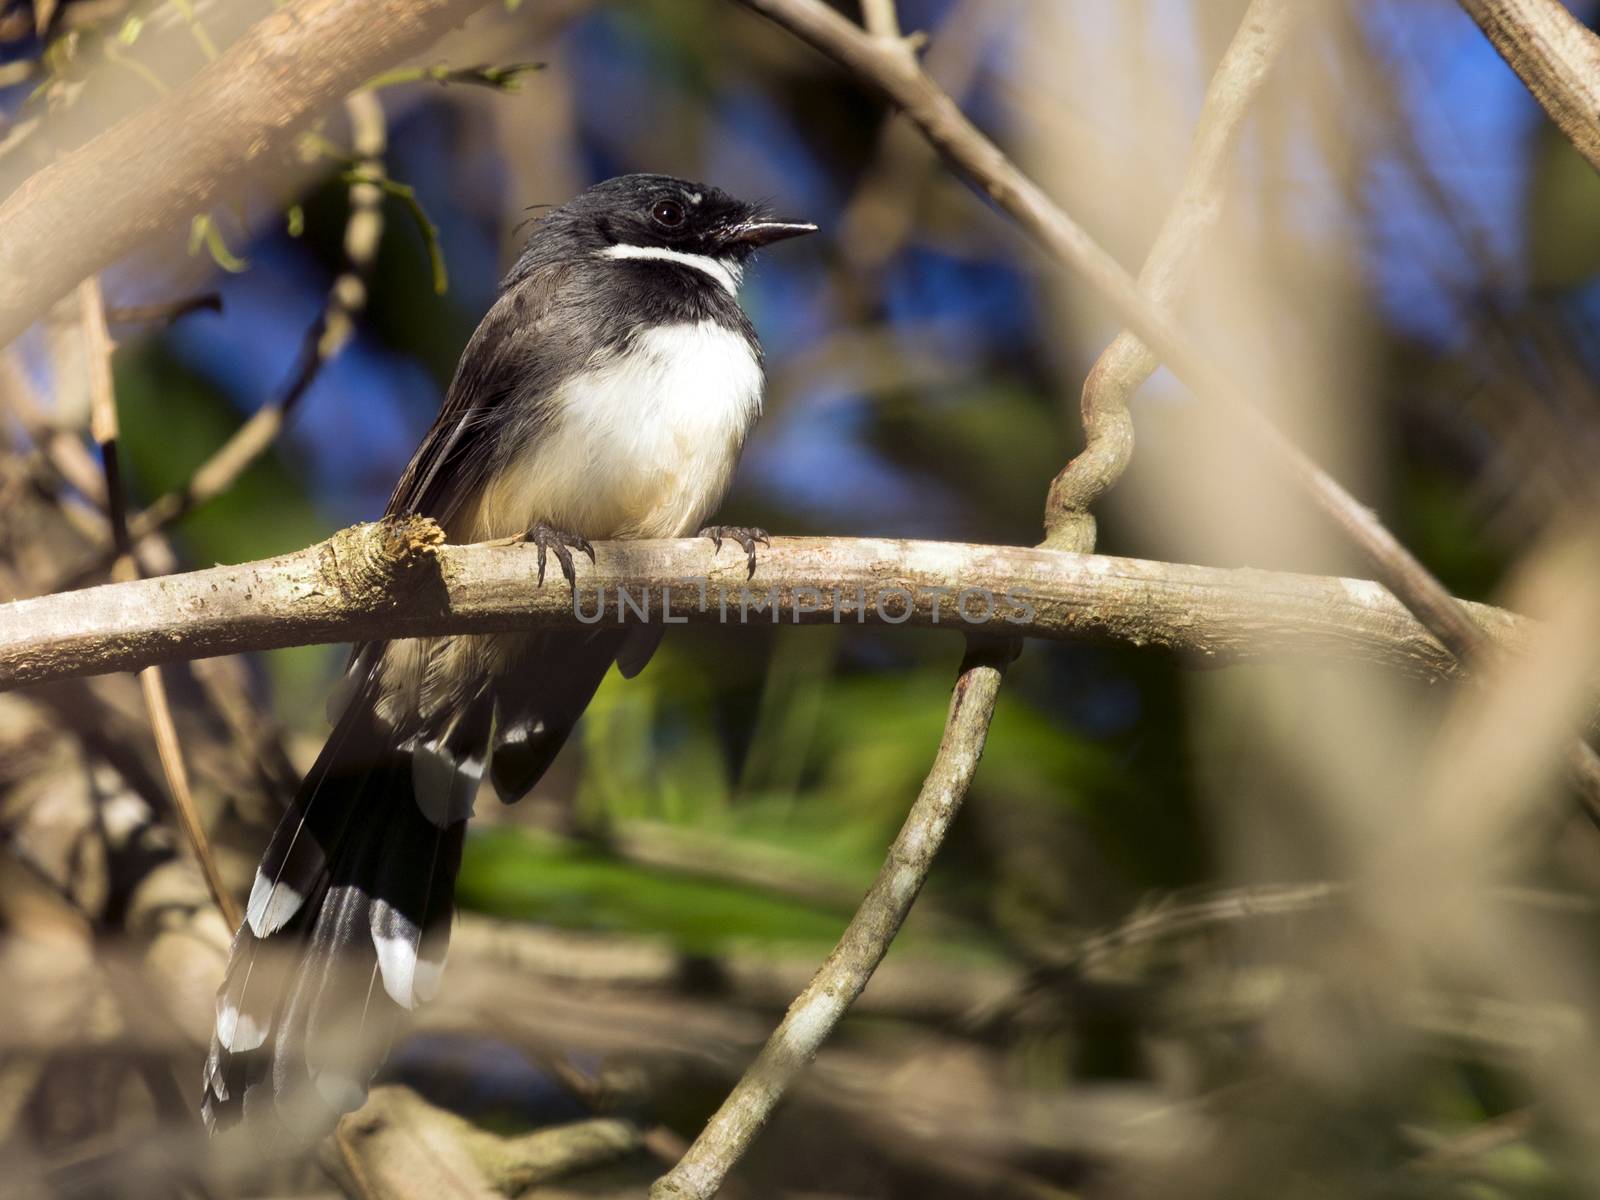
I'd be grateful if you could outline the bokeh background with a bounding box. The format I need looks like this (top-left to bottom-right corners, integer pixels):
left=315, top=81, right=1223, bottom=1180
left=9, top=0, right=1600, bottom=1196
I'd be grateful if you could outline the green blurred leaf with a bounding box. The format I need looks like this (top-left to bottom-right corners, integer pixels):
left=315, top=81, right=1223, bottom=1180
left=1527, top=125, right=1600, bottom=290
left=457, top=826, right=853, bottom=952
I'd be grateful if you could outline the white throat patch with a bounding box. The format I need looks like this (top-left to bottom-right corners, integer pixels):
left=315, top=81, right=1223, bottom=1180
left=601, top=243, right=743, bottom=297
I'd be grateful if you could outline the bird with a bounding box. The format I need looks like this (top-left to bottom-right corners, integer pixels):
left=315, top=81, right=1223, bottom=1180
left=202, top=173, right=815, bottom=1137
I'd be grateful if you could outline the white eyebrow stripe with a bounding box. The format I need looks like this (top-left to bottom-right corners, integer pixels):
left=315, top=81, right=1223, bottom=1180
left=600, top=243, right=742, bottom=296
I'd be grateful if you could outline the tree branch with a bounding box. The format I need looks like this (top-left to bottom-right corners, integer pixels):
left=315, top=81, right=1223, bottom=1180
left=0, top=0, right=491, bottom=347
left=729, top=0, right=1600, bottom=823
left=0, top=521, right=1530, bottom=692
left=650, top=641, right=1009, bottom=1200
left=1458, top=0, right=1600, bottom=177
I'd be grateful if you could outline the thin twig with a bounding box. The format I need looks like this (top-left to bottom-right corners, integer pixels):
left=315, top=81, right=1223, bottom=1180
left=76, top=277, right=240, bottom=931
left=104, top=293, right=223, bottom=327
left=728, top=0, right=1600, bottom=824
left=361, top=60, right=543, bottom=91
left=858, top=0, right=900, bottom=40
left=4, top=333, right=302, bottom=807
left=136, top=666, right=241, bottom=929
left=650, top=640, right=1010, bottom=1199
left=1043, top=0, right=1296, bottom=552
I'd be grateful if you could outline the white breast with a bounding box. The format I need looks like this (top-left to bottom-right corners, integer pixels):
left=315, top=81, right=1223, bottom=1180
left=468, top=320, right=763, bottom=541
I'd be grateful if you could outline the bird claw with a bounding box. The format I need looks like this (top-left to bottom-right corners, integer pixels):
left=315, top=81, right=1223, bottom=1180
left=523, top=521, right=595, bottom=587
left=699, top=524, right=770, bottom=579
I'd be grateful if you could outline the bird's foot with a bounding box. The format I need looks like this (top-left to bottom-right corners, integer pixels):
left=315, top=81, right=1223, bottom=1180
left=523, top=521, right=595, bottom=587
left=700, top=524, right=770, bottom=579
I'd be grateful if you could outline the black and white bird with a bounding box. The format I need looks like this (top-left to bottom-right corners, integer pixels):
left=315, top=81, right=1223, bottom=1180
left=202, top=174, right=814, bottom=1135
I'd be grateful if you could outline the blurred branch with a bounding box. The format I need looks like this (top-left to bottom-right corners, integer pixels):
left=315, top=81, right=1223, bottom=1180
left=730, top=0, right=1600, bottom=823
left=1458, top=0, right=1600, bottom=176
left=0, top=352, right=110, bottom=510
left=77, top=276, right=240, bottom=931
left=0, top=522, right=1534, bottom=691
left=858, top=0, right=902, bottom=41
left=651, top=641, right=1009, bottom=1200
left=1043, top=0, right=1295, bottom=553
left=0, top=0, right=492, bottom=347
left=330, top=1087, right=645, bottom=1198
left=456, top=914, right=1019, bottom=1023
left=1056, top=882, right=1597, bottom=979
left=136, top=665, right=241, bottom=929
left=1405, top=1108, right=1537, bottom=1177
left=104, top=293, right=223, bottom=326
left=361, top=60, right=543, bottom=91
left=836, top=0, right=1000, bottom=276
left=79, top=280, right=128, bottom=559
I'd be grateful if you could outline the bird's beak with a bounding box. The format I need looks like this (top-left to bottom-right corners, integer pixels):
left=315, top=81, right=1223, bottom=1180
left=723, top=219, right=818, bottom=249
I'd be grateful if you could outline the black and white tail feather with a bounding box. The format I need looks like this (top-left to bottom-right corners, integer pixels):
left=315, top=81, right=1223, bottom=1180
left=201, top=670, right=485, bottom=1136
left=200, top=632, right=640, bottom=1138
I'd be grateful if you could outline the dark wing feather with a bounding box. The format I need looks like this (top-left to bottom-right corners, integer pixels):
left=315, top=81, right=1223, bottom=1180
left=386, top=260, right=596, bottom=525
left=490, top=630, right=628, bottom=803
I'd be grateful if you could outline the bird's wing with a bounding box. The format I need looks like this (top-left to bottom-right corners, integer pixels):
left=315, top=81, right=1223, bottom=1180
left=386, top=261, right=578, bottom=526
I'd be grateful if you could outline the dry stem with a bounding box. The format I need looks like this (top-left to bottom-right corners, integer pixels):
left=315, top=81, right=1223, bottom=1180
left=650, top=642, right=1009, bottom=1199
left=77, top=277, right=240, bottom=930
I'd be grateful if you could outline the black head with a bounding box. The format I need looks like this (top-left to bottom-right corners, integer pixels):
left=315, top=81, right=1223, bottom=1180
left=510, top=174, right=814, bottom=285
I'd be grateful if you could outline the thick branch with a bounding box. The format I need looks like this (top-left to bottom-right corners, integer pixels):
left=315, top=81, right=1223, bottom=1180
left=1458, top=0, right=1600, bottom=177
left=0, top=521, right=1525, bottom=691
left=0, top=0, right=489, bottom=346
left=650, top=643, right=1009, bottom=1199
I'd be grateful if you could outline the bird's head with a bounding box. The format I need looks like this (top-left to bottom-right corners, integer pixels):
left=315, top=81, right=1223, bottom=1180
left=580, top=173, right=815, bottom=262
left=512, top=174, right=815, bottom=290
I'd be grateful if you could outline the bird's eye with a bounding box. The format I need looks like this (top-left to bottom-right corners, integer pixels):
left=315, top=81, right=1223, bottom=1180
left=652, top=199, right=686, bottom=227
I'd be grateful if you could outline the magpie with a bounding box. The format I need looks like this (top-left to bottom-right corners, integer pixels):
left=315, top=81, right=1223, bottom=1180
left=202, top=174, right=814, bottom=1136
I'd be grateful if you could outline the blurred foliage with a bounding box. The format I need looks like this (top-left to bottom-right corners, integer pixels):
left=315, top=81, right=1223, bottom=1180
left=460, top=826, right=863, bottom=954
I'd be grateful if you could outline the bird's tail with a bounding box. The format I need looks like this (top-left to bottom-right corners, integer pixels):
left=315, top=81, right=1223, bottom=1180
left=202, top=677, right=489, bottom=1138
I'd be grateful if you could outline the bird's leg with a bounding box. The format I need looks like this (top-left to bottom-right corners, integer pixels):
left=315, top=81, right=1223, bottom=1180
left=700, top=524, right=770, bottom=579
left=523, top=520, right=596, bottom=587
